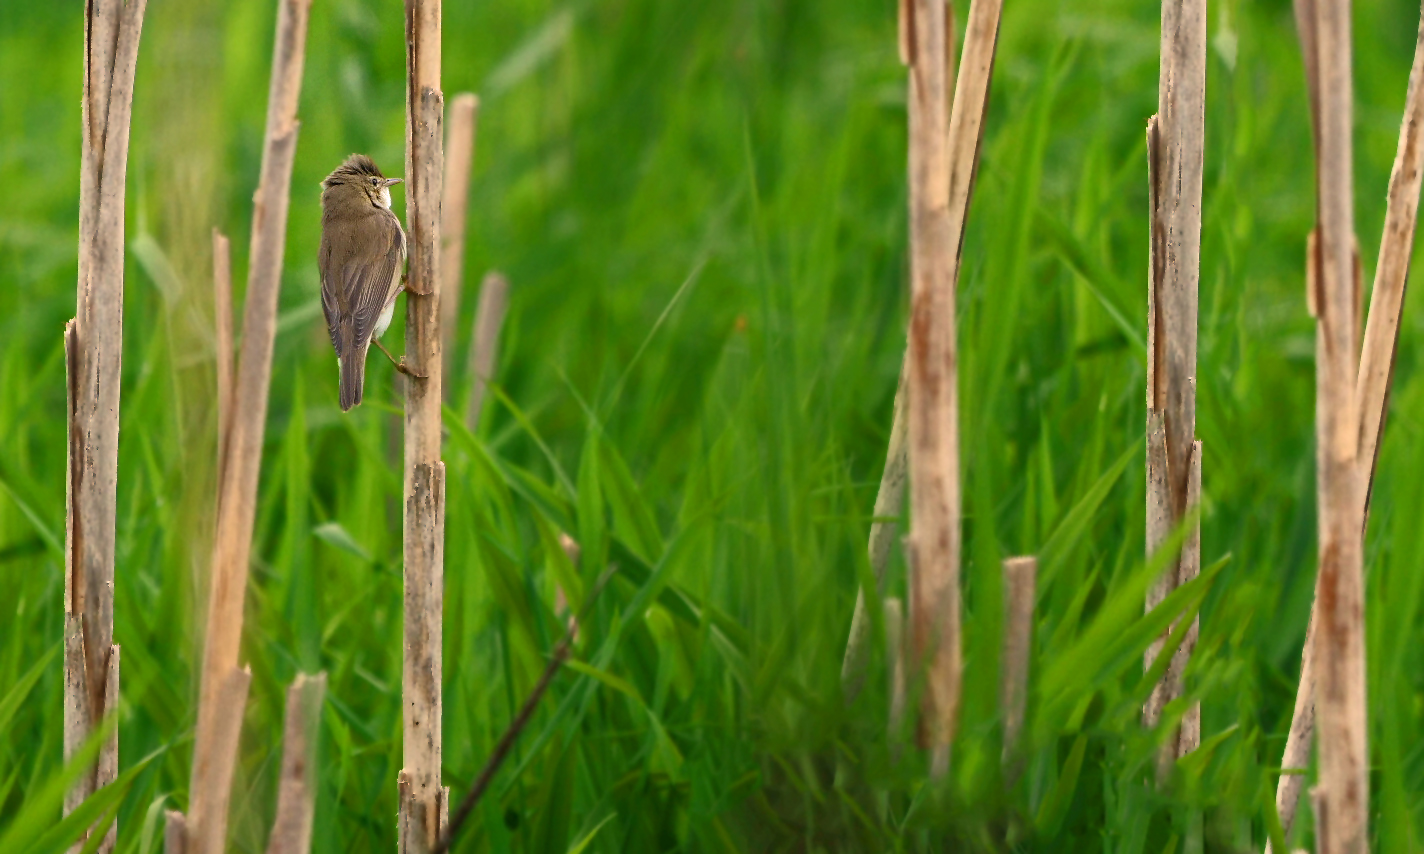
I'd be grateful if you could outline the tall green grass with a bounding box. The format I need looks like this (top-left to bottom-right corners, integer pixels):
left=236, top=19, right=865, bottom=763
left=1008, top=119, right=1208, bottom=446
left=4, top=0, right=1424, bottom=850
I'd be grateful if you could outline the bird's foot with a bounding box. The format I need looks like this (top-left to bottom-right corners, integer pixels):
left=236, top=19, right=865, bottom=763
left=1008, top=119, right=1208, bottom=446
left=373, top=339, right=428, bottom=379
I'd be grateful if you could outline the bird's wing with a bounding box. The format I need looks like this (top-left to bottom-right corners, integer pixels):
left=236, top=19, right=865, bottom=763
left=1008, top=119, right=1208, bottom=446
left=318, top=231, right=342, bottom=352
left=336, top=210, right=405, bottom=348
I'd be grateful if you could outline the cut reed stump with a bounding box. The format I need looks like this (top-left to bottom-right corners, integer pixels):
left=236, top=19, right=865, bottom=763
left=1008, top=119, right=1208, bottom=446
left=65, top=0, right=146, bottom=848
left=903, top=0, right=1002, bottom=777
left=1142, top=0, right=1206, bottom=784
left=440, top=93, right=479, bottom=391
left=182, top=0, right=312, bottom=851
left=264, top=673, right=326, bottom=854
left=1000, top=556, right=1036, bottom=776
left=465, top=271, right=509, bottom=431
left=401, top=0, right=449, bottom=848
left=1268, top=4, right=1424, bottom=850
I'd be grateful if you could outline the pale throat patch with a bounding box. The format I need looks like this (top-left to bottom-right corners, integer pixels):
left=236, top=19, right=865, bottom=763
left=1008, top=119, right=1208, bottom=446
left=379, top=186, right=393, bottom=209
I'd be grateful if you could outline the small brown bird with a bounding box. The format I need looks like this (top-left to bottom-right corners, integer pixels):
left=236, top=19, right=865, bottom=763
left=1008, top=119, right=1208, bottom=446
left=319, top=154, right=408, bottom=411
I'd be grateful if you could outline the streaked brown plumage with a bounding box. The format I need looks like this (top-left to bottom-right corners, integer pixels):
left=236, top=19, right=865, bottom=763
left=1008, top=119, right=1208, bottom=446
left=319, top=154, right=406, bottom=411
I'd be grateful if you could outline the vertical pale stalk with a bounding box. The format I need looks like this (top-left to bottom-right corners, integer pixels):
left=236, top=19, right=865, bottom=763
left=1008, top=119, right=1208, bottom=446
left=1143, top=0, right=1206, bottom=780
left=402, top=0, right=447, bottom=848
left=66, top=0, right=145, bottom=847
left=904, top=0, right=1002, bottom=773
left=187, top=0, right=312, bottom=850
left=213, top=230, right=234, bottom=481
left=1000, top=556, right=1036, bottom=771
left=464, top=271, right=509, bottom=430
left=265, top=673, right=326, bottom=854
left=885, top=597, right=907, bottom=763
left=1297, top=0, right=1367, bottom=850
left=840, top=355, right=909, bottom=702
left=1270, top=5, right=1424, bottom=850
left=440, top=93, right=479, bottom=390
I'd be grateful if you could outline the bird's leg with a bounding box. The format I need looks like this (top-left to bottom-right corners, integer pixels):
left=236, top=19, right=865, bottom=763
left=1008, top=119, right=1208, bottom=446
left=373, top=339, right=426, bottom=379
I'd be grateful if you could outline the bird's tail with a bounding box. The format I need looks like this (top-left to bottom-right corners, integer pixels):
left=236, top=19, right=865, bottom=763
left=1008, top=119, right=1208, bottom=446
left=338, top=342, right=368, bottom=411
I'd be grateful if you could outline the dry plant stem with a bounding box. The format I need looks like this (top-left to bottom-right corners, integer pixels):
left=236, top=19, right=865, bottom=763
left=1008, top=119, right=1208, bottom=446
left=885, top=597, right=908, bottom=762
left=839, top=354, right=908, bottom=702
left=464, top=271, right=509, bottom=430
left=1000, top=556, right=1036, bottom=771
left=265, top=673, right=327, bottom=854
left=66, top=0, right=145, bottom=839
left=1356, top=4, right=1424, bottom=516
left=439, top=93, right=479, bottom=387
left=191, top=668, right=252, bottom=854
left=1143, top=0, right=1205, bottom=781
left=904, top=0, right=1002, bottom=769
left=188, top=0, right=311, bottom=850
left=164, top=812, right=187, bottom=854
left=1175, top=443, right=1202, bottom=759
left=1269, top=8, right=1424, bottom=849
left=402, top=0, right=446, bottom=847
left=435, top=567, right=615, bottom=854
left=213, top=230, right=234, bottom=480
left=1297, top=0, right=1368, bottom=850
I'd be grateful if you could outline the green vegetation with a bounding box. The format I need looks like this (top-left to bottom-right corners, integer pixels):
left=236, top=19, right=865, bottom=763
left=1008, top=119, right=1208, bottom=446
left=4, top=0, right=1424, bottom=850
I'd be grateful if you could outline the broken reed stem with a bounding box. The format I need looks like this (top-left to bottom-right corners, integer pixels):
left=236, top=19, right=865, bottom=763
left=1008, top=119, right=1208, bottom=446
left=464, top=271, right=509, bottom=431
left=1143, top=0, right=1205, bottom=784
left=66, top=0, right=145, bottom=846
left=1297, top=0, right=1369, bottom=851
left=904, top=0, right=1001, bottom=772
left=188, top=0, right=312, bottom=851
left=264, top=673, right=326, bottom=854
left=839, top=354, right=909, bottom=703
left=435, top=567, right=615, bottom=854
left=1268, top=5, right=1424, bottom=850
left=440, top=93, right=480, bottom=391
left=164, top=812, right=188, bottom=854
left=402, top=0, right=447, bottom=849
left=1356, top=4, right=1424, bottom=516
left=1000, top=556, right=1036, bottom=773
left=213, top=230, right=234, bottom=481
left=190, top=669, right=252, bottom=854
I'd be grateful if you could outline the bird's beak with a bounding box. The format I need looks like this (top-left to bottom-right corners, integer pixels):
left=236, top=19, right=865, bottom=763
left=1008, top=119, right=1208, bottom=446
left=384, top=177, right=404, bottom=187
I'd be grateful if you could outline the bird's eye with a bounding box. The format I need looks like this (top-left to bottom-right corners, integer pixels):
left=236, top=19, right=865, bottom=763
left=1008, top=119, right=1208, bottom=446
left=371, top=177, right=380, bottom=186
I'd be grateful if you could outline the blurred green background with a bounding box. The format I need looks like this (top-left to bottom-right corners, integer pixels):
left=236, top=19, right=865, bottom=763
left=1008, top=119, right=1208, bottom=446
left=4, top=0, right=1424, bottom=850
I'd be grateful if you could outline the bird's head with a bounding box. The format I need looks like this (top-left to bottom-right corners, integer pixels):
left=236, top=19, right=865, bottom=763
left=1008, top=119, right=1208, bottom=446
left=321, top=154, right=402, bottom=210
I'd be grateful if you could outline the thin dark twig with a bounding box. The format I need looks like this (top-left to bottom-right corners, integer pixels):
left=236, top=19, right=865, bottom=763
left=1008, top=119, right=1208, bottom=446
left=433, top=565, right=617, bottom=854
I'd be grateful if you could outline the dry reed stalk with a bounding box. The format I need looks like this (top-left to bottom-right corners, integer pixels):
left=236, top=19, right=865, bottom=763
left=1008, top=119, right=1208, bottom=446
left=465, top=272, right=509, bottom=430
left=839, top=355, right=908, bottom=702
left=903, top=0, right=1002, bottom=773
left=885, top=597, right=907, bottom=756
left=440, top=93, right=479, bottom=388
left=186, top=0, right=312, bottom=850
left=402, top=0, right=447, bottom=848
left=1143, top=0, right=1206, bottom=782
left=1000, top=556, right=1036, bottom=772
left=264, top=673, right=326, bottom=854
left=164, top=812, right=187, bottom=854
left=65, top=0, right=146, bottom=844
left=1268, top=6, right=1424, bottom=850
left=213, top=230, right=234, bottom=479
left=1295, top=0, right=1368, bottom=850
left=1355, top=6, right=1424, bottom=517
left=190, top=669, right=252, bottom=854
